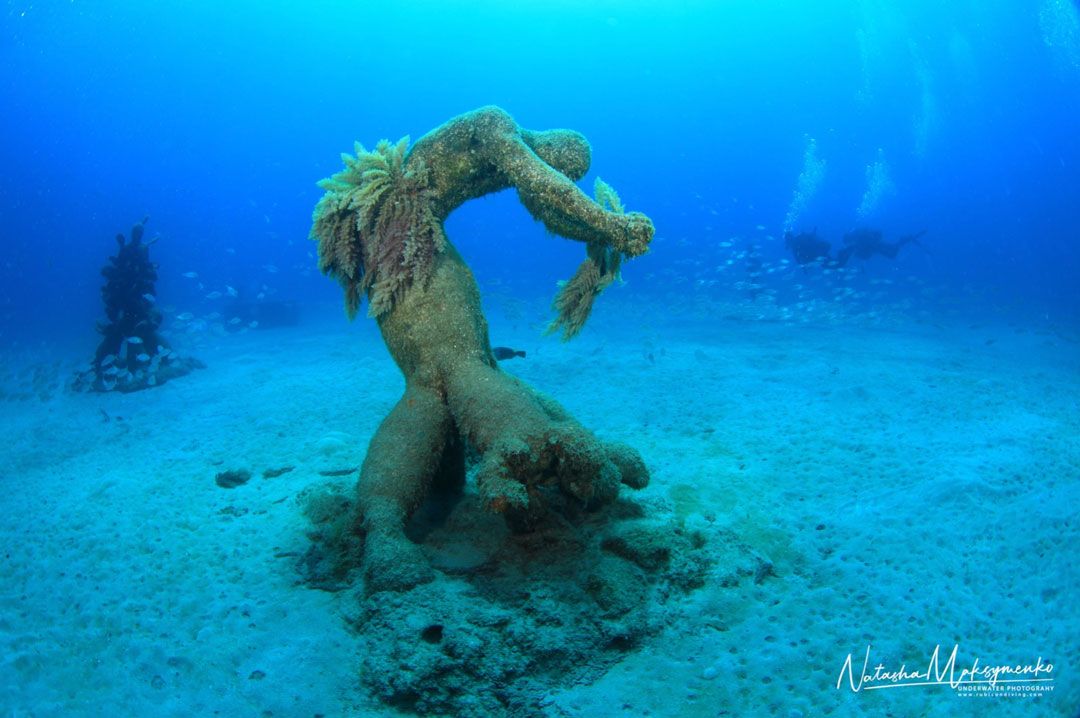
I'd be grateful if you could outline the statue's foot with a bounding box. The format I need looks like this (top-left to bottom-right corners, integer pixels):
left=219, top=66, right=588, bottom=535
left=548, top=426, right=622, bottom=506
left=363, top=531, right=435, bottom=594
left=475, top=427, right=646, bottom=525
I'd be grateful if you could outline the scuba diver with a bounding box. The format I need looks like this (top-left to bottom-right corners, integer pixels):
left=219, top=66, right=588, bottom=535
left=784, top=229, right=836, bottom=266
left=785, top=228, right=927, bottom=268
left=836, top=228, right=927, bottom=266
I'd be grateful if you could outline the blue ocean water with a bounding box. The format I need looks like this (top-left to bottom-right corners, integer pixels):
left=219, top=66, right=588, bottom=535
left=2, top=0, right=1078, bottom=344
left=2, top=2, right=1078, bottom=716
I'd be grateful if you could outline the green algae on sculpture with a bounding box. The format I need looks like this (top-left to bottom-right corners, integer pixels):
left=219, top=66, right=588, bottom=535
left=310, top=106, right=656, bottom=593
left=312, top=137, right=444, bottom=319
left=546, top=177, right=630, bottom=339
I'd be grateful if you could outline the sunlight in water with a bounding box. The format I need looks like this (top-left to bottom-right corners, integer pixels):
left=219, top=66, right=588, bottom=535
left=783, top=136, right=826, bottom=234
left=856, top=148, right=895, bottom=220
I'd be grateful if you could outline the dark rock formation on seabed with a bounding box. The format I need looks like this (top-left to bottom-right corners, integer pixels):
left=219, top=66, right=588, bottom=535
left=73, top=217, right=202, bottom=393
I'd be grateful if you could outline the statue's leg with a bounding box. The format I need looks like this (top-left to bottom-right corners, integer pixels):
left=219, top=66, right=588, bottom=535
left=446, top=364, right=648, bottom=525
left=358, top=384, right=453, bottom=593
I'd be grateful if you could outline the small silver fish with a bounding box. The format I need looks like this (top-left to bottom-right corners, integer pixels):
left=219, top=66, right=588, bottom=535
left=229, top=317, right=241, bottom=325
left=248, top=321, right=259, bottom=329
left=182, top=271, right=199, bottom=279
left=136, top=353, right=150, bottom=362
left=126, top=336, right=144, bottom=345
left=100, top=354, right=116, bottom=367
left=205, top=291, right=222, bottom=300
left=142, top=293, right=156, bottom=303
left=226, top=286, right=238, bottom=297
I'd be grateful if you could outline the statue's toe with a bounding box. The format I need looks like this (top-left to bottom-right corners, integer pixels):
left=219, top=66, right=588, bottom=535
left=607, top=441, right=650, bottom=490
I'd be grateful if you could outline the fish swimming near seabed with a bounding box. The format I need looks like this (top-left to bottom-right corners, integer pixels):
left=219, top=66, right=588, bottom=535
left=493, top=346, right=526, bottom=361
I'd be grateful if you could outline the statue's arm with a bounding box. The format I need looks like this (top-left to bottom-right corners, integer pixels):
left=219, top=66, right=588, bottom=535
left=409, top=106, right=653, bottom=255
left=496, top=132, right=653, bottom=257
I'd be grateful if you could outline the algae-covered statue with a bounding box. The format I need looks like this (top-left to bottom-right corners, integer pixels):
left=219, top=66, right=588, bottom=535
left=310, top=106, right=655, bottom=592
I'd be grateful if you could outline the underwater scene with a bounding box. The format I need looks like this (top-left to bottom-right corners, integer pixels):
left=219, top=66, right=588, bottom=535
left=1, top=1, right=1078, bottom=716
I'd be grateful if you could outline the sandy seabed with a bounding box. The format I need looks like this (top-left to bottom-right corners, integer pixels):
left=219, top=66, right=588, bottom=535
left=2, top=301, right=1077, bottom=717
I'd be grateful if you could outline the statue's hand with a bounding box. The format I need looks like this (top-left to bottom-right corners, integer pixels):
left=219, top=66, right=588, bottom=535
left=615, top=212, right=654, bottom=258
